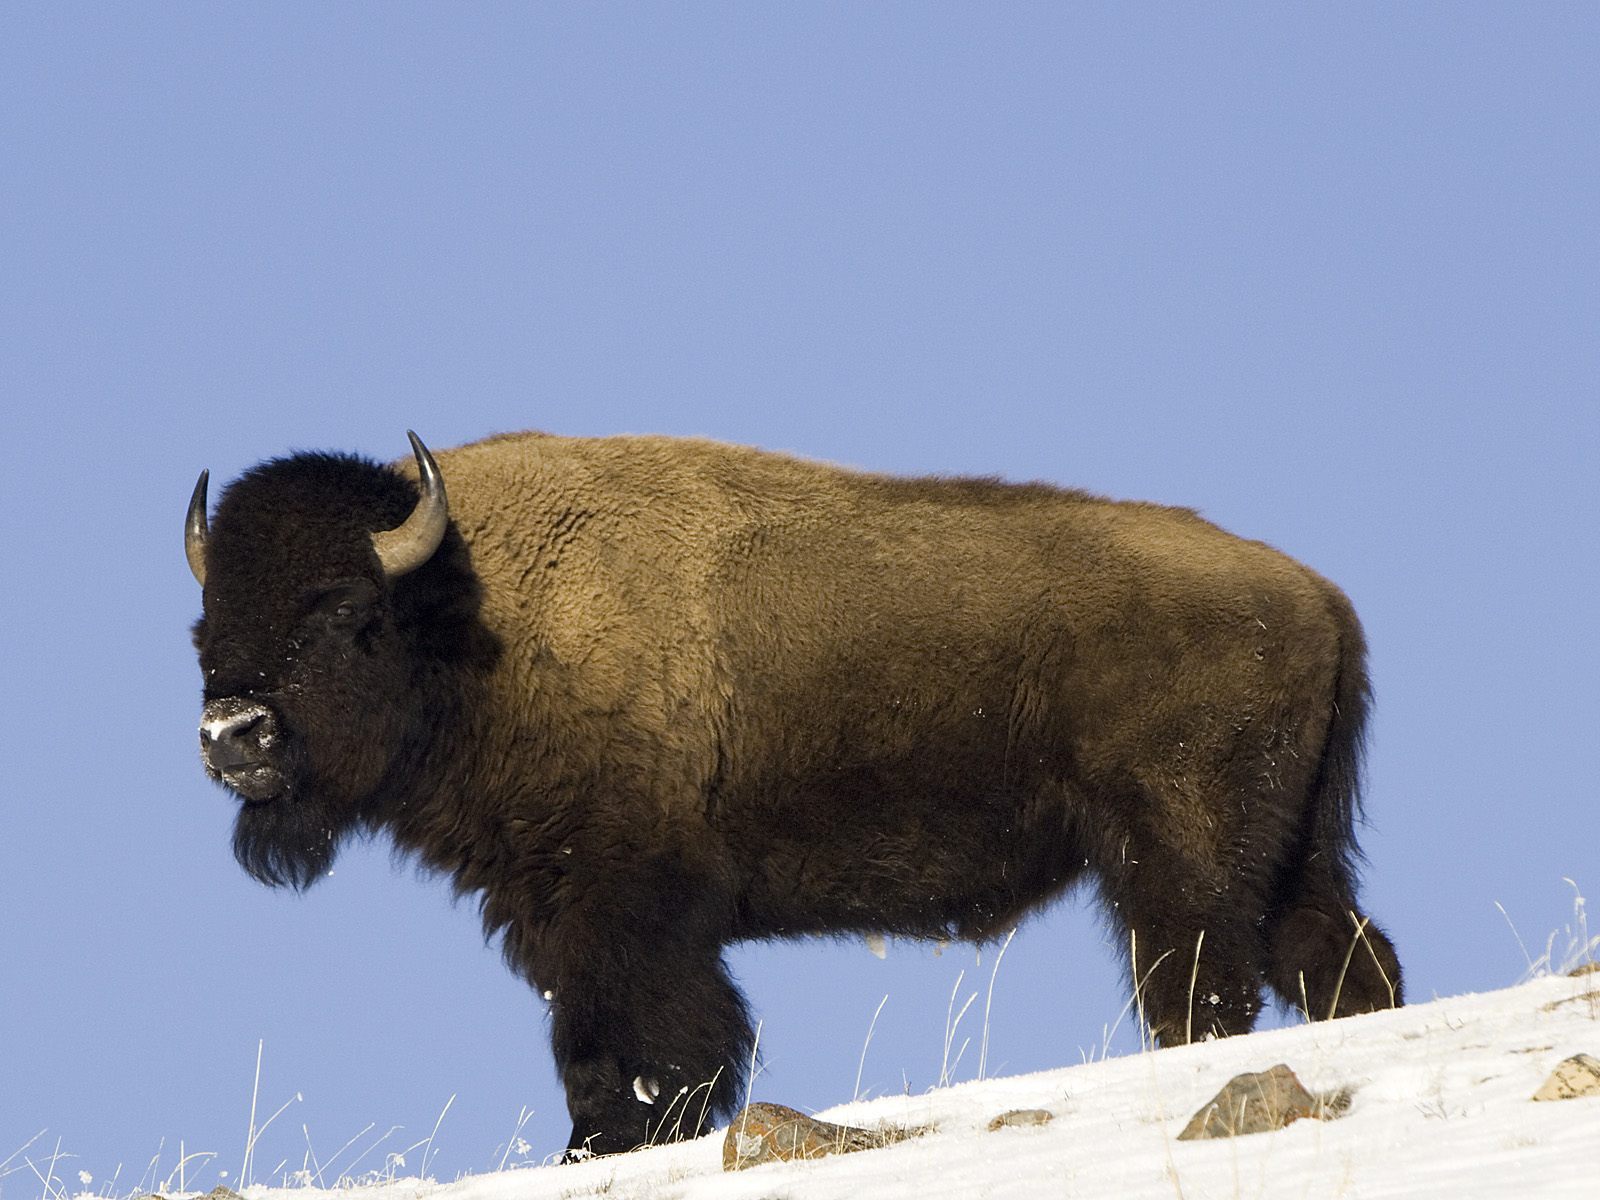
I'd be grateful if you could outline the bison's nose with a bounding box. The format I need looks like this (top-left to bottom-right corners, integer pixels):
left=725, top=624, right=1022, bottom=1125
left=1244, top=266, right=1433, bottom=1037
left=200, top=699, right=276, bottom=773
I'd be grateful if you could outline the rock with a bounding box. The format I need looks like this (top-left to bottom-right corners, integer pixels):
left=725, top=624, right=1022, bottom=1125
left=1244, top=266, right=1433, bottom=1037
left=987, top=1108, right=1054, bottom=1131
left=1532, top=1053, right=1600, bottom=1101
left=723, top=1102, right=916, bottom=1170
left=1178, top=1064, right=1350, bottom=1141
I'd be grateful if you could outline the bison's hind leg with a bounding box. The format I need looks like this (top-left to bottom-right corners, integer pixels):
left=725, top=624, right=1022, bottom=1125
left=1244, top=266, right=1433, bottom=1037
left=1095, top=840, right=1272, bottom=1047
left=1118, top=903, right=1268, bottom=1046
left=1263, top=874, right=1403, bottom=1021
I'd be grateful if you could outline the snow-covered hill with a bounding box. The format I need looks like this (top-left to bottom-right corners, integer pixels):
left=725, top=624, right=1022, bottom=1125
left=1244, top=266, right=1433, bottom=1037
left=132, top=970, right=1597, bottom=1200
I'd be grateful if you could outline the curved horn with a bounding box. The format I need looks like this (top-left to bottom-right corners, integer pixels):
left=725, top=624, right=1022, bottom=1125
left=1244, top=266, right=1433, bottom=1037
left=371, top=431, right=449, bottom=578
left=186, top=469, right=210, bottom=586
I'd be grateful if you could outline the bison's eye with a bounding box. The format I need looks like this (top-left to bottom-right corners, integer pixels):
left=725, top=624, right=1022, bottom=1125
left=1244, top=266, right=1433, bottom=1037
left=309, top=580, right=378, bottom=633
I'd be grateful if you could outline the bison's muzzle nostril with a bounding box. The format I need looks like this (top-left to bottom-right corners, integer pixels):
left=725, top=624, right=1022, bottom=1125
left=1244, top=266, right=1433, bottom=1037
left=200, top=700, right=276, bottom=774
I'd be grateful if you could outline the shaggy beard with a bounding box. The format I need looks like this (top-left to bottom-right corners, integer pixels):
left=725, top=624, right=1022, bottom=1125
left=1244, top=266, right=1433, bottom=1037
left=233, top=792, right=348, bottom=890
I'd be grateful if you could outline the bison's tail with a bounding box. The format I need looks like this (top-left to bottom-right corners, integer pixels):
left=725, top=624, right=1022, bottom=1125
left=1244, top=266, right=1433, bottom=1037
left=1263, top=581, right=1404, bottom=1019
left=1311, top=582, right=1372, bottom=896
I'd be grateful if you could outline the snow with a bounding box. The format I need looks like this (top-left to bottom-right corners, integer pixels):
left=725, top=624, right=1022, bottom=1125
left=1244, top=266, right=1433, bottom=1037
left=140, top=971, right=1598, bottom=1200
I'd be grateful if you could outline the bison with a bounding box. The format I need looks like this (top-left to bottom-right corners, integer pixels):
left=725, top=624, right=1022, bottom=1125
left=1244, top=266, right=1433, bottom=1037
left=186, top=430, right=1402, bottom=1156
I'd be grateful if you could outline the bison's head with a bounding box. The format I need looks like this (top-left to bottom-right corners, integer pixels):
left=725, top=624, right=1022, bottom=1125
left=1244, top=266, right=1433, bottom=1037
left=187, top=432, right=479, bottom=888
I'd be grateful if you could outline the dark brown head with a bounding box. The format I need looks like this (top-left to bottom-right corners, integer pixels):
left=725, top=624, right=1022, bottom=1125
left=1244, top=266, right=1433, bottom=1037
left=186, top=433, right=471, bottom=888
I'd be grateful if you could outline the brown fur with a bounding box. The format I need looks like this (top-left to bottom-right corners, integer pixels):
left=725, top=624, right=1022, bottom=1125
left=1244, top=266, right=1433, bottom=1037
left=193, top=430, right=1402, bottom=1157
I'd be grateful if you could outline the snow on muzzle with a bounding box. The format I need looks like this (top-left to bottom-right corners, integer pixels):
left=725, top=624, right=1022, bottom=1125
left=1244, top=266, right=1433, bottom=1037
left=199, top=698, right=283, bottom=798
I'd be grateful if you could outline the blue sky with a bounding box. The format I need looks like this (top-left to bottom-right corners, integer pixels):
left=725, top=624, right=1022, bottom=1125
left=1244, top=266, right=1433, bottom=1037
left=3, top=2, right=1596, bottom=1186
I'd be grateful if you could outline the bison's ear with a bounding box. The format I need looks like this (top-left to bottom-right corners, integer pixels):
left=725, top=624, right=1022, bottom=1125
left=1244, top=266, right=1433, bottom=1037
left=372, top=431, right=449, bottom=578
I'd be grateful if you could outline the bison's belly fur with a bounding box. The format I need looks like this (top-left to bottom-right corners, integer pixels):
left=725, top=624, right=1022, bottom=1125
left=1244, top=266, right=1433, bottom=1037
left=193, top=431, right=1403, bottom=1159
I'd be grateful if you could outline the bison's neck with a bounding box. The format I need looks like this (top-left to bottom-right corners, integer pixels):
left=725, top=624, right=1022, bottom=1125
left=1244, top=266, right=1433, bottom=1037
left=371, top=672, right=560, bottom=900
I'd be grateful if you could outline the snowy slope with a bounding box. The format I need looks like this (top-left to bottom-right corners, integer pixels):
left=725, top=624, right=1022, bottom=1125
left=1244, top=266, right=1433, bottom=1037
left=180, top=971, right=1599, bottom=1200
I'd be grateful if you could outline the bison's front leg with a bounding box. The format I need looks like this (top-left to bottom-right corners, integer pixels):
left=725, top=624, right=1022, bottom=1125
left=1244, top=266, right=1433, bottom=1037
left=522, top=909, right=754, bottom=1157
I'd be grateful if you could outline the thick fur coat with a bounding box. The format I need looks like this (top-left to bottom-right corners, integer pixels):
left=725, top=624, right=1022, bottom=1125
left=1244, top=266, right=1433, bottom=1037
left=190, top=431, right=1402, bottom=1155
